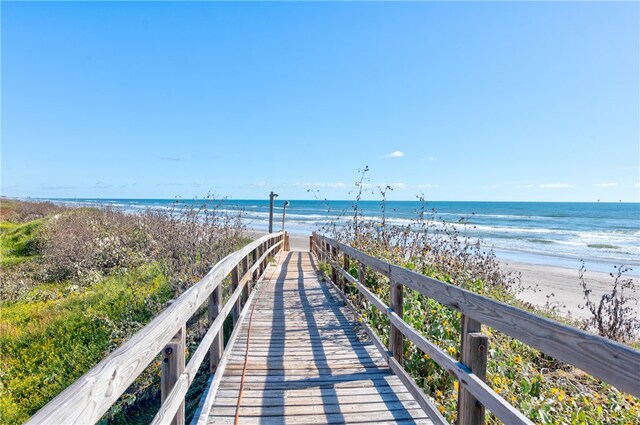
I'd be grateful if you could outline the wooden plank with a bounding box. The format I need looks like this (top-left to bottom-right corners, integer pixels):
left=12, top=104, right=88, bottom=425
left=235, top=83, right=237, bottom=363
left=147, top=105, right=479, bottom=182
left=213, top=392, right=418, bottom=407
left=316, top=234, right=640, bottom=398
left=210, top=400, right=424, bottom=416
left=214, top=386, right=411, bottom=399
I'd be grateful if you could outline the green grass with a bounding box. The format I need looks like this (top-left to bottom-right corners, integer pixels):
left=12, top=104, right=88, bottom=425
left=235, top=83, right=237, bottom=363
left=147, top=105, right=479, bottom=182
left=0, top=265, right=173, bottom=424
left=0, top=219, right=44, bottom=267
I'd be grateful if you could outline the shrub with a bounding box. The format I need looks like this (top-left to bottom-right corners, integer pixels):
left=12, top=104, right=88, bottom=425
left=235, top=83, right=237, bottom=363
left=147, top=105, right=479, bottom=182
left=579, top=263, right=640, bottom=343
left=0, top=199, right=65, bottom=223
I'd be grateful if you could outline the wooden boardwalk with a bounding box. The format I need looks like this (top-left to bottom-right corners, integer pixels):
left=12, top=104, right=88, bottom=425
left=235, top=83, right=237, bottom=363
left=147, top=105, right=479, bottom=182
left=205, top=251, right=433, bottom=424
left=30, top=233, right=638, bottom=425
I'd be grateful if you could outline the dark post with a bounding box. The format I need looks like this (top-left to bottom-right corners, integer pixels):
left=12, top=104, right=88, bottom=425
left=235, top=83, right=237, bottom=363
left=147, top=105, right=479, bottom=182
left=342, top=253, right=350, bottom=293
left=209, top=287, right=223, bottom=374
left=331, top=246, right=338, bottom=285
left=458, top=315, right=488, bottom=425
left=357, top=262, right=366, bottom=310
left=282, top=200, right=289, bottom=231
left=242, top=254, right=250, bottom=305
left=162, top=327, right=185, bottom=425
left=231, top=265, right=240, bottom=325
left=390, top=271, right=404, bottom=365
left=268, top=191, right=278, bottom=233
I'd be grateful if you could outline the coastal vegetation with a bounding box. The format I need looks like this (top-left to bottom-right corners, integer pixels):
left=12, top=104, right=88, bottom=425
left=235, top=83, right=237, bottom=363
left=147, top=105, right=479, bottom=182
left=0, top=199, right=246, bottom=424
left=317, top=173, right=639, bottom=425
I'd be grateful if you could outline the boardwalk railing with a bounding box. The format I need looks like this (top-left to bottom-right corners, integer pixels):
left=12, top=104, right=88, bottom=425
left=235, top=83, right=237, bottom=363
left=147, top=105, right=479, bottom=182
left=28, top=231, right=287, bottom=425
left=311, top=233, right=640, bottom=425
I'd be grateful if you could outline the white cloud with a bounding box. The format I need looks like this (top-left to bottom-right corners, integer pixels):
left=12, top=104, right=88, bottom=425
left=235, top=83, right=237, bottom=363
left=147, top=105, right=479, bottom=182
left=635, top=182, right=640, bottom=188
left=414, top=184, right=439, bottom=189
left=293, top=182, right=346, bottom=189
left=390, top=182, right=406, bottom=189
left=428, top=156, right=435, bottom=161
left=483, top=184, right=502, bottom=189
left=594, top=183, right=618, bottom=188
left=539, top=183, right=573, bottom=188
left=386, top=150, right=405, bottom=158
left=250, top=181, right=268, bottom=188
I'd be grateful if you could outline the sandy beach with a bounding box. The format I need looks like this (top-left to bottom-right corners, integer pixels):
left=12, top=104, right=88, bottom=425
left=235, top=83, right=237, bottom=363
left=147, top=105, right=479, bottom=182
left=247, top=230, right=640, bottom=321
left=502, top=260, right=639, bottom=320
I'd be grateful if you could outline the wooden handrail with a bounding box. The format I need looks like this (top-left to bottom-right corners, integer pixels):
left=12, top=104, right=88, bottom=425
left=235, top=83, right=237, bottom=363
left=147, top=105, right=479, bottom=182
left=311, top=233, right=640, bottom=424
left=27, top=232, right=286, bottom=425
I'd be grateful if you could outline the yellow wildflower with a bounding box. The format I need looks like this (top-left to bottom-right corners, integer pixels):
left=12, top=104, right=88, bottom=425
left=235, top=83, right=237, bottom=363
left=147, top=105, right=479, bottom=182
left=423, top=354, right=430, bottom=360
left=447, top=347, right=456, bottom=356
left=550, top=388, right=560, bottom=395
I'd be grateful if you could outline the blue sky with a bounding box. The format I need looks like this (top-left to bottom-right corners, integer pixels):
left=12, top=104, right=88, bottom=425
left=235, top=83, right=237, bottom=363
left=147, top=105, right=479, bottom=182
left=2, top=1, right=638, bottom=202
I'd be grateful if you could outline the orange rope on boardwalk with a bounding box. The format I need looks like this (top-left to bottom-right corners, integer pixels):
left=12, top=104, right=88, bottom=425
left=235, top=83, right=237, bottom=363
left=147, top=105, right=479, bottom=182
left=233, top=255, right=280, bottom=425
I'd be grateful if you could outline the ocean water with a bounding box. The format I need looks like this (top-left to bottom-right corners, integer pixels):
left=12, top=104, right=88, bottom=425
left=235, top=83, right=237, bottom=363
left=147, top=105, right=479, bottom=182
left=52, top=198, right=639, bottom=275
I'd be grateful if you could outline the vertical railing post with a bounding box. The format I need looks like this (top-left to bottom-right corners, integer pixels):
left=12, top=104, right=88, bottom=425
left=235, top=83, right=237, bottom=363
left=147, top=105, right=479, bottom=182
left=309, top=234, right=314, bottom=254
left=357, top=261, right=366, bottom=310
left=252, top=249, right=258, bottom=282
left=458, top=315, right=488, bottom=425
left=208, top=285, right=223, bottom=374
left=389, top=269, right=404, bottom=365
left=331, top=246, right=338, bottom=285
left=242, top=254, right=250, bottom=305
left=342, top=253, right=350, bottom=294
left=162, top=326, right=185, bottom=425
left=231, top=265, right=240, bottom=325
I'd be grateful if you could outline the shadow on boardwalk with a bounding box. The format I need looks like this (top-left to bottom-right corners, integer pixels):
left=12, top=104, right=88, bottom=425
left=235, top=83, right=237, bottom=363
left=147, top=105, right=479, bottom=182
left=206, top=251, right=433, bottom=424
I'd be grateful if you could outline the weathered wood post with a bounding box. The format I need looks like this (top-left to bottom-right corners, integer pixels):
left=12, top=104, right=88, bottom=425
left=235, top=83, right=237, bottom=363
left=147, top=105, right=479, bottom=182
left=389, top=269, right=404, bottom=365
left=357, top=262, right=366, bottom=310
left=231, top=265, right=240, bottom=325
left=162, top=326, right=185, bottom=425
left=457, top=315, right=488, bottom=425
left=331, top=246, right=339, bottom=285
left=208, top=286, right=223, bottom=374
left=241, top=254, right=250, bottom=305
left=342, top=253, right=350, bottom=294
left=259, top=243, right=265, bottom=276
left=252, top=248, right=259, bottom=282
left=309, top=235, right=314, bottom=254
left=285, top=231, right=290, bottom=251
